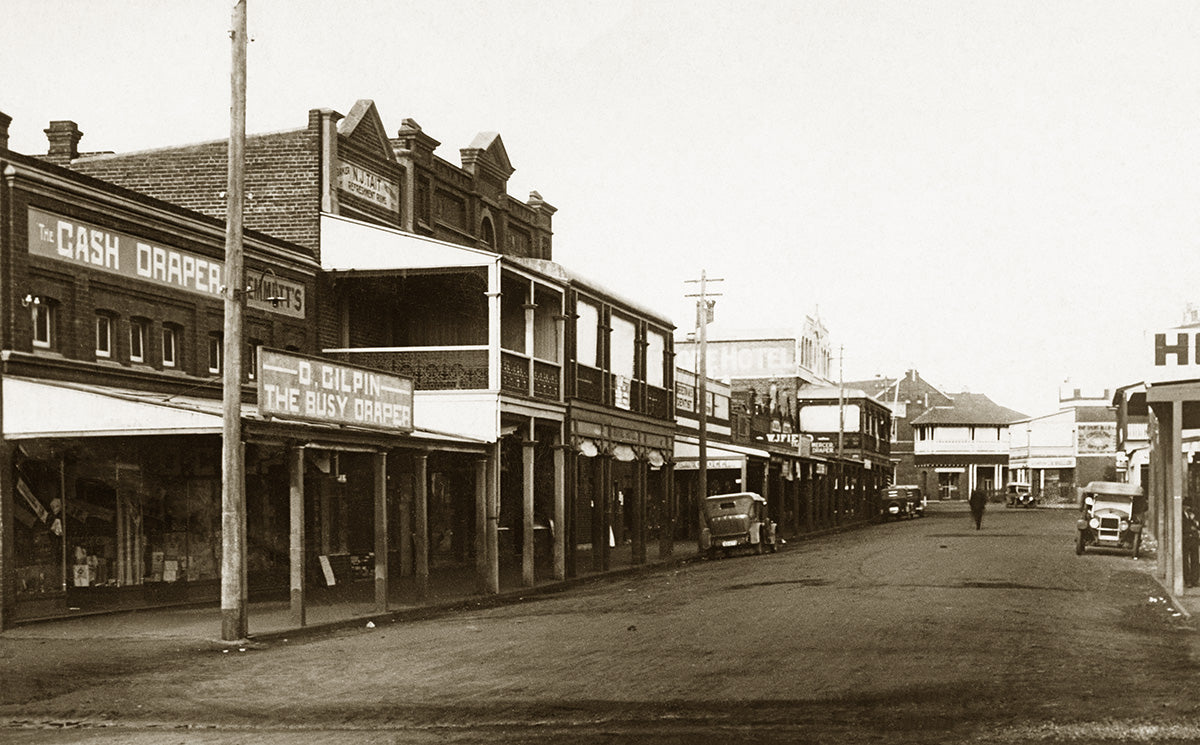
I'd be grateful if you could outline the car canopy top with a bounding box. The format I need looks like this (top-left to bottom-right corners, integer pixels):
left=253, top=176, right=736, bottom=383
left=1082, top=481, right=1142, bottom=497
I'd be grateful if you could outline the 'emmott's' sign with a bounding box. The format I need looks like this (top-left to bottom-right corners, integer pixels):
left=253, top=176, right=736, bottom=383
left=1149, top=328, right=1200, bottom=384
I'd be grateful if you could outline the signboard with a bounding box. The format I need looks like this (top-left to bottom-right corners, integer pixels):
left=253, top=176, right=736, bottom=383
left=676, top=339, right=797, bottom=379
left=338, top=161, right=399, bottom=211
left=615, top=375, right=632, bottom=411
left=1147, top=327, right=1200, bottom=384
left=27, top=208, right=305, bottom=318
left=674, top=459, right=743, bottom=471
left=257, top=348, right=413, bottom=432
left=1077, top=423, right=1116, bottom=454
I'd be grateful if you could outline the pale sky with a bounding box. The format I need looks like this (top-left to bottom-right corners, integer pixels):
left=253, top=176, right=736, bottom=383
left=3, top=1, right=1198, bottom=416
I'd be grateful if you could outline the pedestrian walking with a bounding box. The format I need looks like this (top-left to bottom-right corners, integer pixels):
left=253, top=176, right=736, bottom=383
left=969, top=488, right=988, bottom=530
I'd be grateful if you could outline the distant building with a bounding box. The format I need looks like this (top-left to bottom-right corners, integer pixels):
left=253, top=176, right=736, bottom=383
left=1008, top=385, right=1118, bottom=502
left=843, top=369, right=953, bottom=487
left=911, top=393, right=1026, bottom=499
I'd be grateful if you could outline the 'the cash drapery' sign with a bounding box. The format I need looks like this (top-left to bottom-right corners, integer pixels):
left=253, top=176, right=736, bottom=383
left=27, top=208, right=305, bottom=318
left=257, top=348, right=413, bottom=432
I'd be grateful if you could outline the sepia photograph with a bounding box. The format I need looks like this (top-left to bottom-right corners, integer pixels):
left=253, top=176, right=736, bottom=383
left=1, top=2, right=1199, bottom=742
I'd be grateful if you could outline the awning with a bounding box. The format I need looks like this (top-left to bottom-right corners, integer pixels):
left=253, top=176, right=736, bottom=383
left=2, top=377, right=486, bottom=448
left=674, top=438, right=769, bottom=460
left=673, top=438, right=768, bottom=471
left=3, top=377, right=224, bottom=439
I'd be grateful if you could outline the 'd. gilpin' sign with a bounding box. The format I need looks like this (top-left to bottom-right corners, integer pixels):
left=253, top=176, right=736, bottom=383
left=257, top=348, right=413, bottom=432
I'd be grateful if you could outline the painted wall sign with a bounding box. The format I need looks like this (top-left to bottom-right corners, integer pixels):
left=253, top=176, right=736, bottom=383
left=1077, top=423, right=1116, bottom=454
left=258, top=348, right=413, bottom=432
left=27, top=208, right=305, bottom=318
left=676, top=339, right=797, bottom=379
left=338, top=161, right=399, bottom=211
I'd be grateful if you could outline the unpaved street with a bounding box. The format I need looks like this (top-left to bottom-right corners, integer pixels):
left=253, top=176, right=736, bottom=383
left=3, top=503, right=1198, bottom=743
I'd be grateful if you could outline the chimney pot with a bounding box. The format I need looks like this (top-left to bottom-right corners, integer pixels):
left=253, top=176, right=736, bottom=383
left=44, top=120, right=83, bottom=164
left=0, top=111, right=12, bottom=151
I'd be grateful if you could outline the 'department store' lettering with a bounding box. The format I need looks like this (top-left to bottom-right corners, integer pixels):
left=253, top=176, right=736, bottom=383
left=257, top=348, right=414, bottom=432
left=26, top=207, right=305, bottom=318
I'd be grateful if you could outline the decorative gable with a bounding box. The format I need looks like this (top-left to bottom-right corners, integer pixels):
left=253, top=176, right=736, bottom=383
left=338, top=100, right=394, bottom=162
left=460, top=132, right=515, bottom=196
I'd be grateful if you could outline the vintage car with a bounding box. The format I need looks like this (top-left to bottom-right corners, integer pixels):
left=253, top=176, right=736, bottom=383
left=700, top=492, right=778, bottom=557
left=1075, top=481, right=1145, bottom=557
left=880, top=485, right=925, bottom=520
left=1004, top=482, right=1036, bottom=508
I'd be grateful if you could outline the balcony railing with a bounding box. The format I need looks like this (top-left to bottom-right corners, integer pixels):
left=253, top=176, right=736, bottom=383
left=325, top=347, right=487, bottom=391
left=501, top=350, right=561, bottom=402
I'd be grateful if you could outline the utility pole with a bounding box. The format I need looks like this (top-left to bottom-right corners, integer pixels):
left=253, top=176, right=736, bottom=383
left=837, top=344, right=844, bottom=461
left=685, top=270, right=722, bottom=551
left=220, top=0, right=248, bottom=642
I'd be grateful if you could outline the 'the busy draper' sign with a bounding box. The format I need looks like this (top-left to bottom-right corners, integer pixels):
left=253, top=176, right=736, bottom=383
left=257, top=348, right=413, bottom=432
left=27, top=208, right=305, bottom=318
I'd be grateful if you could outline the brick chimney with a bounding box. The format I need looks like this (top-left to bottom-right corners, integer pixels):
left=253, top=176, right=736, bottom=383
left=44, top=120, right=83, bottom=165
left=0, top=111, right=12, bottom=151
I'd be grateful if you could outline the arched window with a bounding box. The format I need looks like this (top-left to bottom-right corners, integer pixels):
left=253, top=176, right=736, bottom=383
left=480, top=217, right=496, bottom=249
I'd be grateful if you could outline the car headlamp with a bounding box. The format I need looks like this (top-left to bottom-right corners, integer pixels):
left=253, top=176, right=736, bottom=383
left=1089, top=517, right=1100, bottom=529
left=1120, top=521, right=1129, bottom=531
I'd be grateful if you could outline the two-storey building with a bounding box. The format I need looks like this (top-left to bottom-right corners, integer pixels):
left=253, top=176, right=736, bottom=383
left=911, top=393, right=1026, bottom=500
left=0, top=113, right=489, bottom=629
left=55, top=100, right=674, bottom=591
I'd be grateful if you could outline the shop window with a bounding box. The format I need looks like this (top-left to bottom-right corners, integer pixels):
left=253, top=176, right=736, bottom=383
left=129, top=317, right=148, bottom=363
left=32, top=301, right=55, bottom=349
left=95, top=313, right=114, bottom=359
left=162, top=325, right=180, bottom=368
left=208, top=332, right=223, bottom=374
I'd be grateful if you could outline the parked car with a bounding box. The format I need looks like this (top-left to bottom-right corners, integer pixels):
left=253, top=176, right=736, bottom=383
left=880, top=485, right=925, bottom=520
left=1075, top=481, right=1145, bottom=557
left=700, top=492, right=778, bottom=557
left=1004, top=482, right=1036, bottom=508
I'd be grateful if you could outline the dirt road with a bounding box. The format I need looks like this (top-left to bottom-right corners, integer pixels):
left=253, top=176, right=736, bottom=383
left=3, top=503, right=1198, bottom=743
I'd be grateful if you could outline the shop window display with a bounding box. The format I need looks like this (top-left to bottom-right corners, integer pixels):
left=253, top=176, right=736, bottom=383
left=14, top=438, right=222, bottom=609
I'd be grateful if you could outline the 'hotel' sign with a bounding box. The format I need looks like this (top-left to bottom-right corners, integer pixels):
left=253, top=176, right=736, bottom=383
left=1148, top=328, right=1200, bottom=385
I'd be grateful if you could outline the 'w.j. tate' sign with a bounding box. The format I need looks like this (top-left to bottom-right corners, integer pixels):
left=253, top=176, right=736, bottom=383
left=257, top=348, right=413, bottom=432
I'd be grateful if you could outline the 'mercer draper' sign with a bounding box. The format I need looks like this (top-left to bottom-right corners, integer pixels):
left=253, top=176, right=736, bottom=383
left=1148, top=327, right=1200, bottom=384
left=27, top=208, right=305, bottom=318
left=258, top=348, right=413, bottom=432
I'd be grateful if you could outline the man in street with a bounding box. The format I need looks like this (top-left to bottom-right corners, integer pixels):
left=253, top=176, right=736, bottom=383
left=969, top=488, right=988, bottom=530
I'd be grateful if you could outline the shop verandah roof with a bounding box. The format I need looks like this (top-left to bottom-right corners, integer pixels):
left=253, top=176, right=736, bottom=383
left=2, top=377, right=485, bottom=451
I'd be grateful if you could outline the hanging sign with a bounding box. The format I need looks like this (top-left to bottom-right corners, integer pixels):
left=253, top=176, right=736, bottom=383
left=258, top=348, right=413, bottom=432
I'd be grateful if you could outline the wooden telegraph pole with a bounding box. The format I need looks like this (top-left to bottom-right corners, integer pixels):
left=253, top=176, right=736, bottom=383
left=685, top=271, right=722, bottom=551
left=220, top=0, right=248, bottom=642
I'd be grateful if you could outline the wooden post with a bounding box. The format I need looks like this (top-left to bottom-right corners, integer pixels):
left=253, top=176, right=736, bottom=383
left=632, top=459, right=646, bottom=565
left=289, top=446, right=305, bottom=628
left=522, top=430, right=536, bottom=587
left=220, top=0, right=248, bottom=643
left=413, top=452, right=429, bottom=598
left=1171, top=400, right=1184, bottom=597
left=659, top=462, right=675, bottom=558
left=475, top=457, right=489, bottom=592
left=486, top=445, right=500, bottom=594
left=553, top=440, right=566, bottom=582
left=373, top=451, right=388, bottom=612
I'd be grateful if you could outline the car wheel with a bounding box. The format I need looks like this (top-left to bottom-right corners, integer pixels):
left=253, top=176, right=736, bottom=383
left=1075, top=532, right=1086, bottom=556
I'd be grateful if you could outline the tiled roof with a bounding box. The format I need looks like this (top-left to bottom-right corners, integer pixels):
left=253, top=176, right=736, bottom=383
left=68, top=129, right=320, bottom=255
left=909, top=392, right=1027, bottom=426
